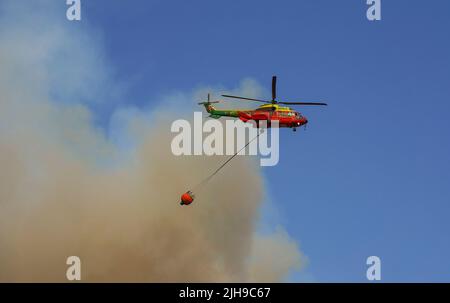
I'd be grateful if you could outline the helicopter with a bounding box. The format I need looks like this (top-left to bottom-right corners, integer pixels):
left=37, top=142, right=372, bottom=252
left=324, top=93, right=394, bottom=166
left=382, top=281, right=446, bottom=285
left=198, top=76, right=327, bottom=131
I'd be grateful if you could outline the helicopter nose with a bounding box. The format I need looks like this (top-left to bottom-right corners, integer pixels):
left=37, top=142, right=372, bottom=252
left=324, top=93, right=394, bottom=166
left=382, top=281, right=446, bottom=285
left=296, top=117, right=307, bottom=126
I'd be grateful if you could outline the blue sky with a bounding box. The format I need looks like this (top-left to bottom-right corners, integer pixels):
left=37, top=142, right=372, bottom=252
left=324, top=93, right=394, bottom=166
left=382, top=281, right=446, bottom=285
left=72, top=0, right=450, bottom=282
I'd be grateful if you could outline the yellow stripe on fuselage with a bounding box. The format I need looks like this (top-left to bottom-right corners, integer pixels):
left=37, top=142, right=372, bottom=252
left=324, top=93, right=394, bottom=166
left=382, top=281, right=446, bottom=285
left=257, top=104, right=292, bottom=111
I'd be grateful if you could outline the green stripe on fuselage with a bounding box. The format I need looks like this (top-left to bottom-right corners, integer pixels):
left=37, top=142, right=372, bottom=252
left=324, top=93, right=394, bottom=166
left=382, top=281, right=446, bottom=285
left=208, top=109, right=241, bottom=118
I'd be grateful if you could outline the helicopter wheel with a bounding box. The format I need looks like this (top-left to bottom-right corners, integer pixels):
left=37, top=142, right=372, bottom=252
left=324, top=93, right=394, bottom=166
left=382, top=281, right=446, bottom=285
left=293, top=127, right=297, bottom=132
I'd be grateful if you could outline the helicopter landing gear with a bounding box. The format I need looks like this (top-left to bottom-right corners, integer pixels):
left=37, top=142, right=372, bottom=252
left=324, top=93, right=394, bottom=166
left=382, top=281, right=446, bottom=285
left=293, top=127, right=297, bottom=132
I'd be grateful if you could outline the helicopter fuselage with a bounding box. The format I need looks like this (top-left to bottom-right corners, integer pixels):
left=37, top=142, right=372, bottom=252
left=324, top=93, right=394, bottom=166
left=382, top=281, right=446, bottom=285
left=203, top=103, right=308, bottom=129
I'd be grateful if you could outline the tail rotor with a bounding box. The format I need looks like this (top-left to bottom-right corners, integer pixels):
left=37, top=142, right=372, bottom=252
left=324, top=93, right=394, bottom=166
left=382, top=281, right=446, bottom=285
left=198, top=93, right=221, bottom=105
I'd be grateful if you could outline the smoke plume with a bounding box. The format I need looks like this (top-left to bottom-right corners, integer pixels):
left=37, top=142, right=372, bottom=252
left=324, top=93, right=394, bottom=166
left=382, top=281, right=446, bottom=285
left=0, top=0, right=303, bottom=282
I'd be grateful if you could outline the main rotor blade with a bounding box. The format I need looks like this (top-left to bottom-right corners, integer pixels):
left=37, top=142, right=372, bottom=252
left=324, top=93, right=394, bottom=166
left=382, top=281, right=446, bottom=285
left=221, top=94, right=271, bottom=103
left=277, top=101, right=328, bottom=106
left=272, top=76, right=277, bottom=102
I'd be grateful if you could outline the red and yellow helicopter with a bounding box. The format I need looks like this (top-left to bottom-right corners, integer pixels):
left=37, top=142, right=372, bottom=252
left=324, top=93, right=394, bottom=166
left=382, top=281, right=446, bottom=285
left=198, top=76, right=327, bottom=131
left=180, top=76, right=327, bottom=206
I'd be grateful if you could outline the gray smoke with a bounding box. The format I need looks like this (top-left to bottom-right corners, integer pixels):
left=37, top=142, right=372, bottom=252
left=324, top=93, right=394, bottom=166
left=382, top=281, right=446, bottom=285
left=0, top=0, right=304, bottom=282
